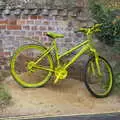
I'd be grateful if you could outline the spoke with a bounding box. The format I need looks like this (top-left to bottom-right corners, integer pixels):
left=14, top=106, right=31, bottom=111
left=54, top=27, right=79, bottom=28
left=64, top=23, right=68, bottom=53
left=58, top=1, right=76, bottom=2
left=34, top=47, right=53, bottom=64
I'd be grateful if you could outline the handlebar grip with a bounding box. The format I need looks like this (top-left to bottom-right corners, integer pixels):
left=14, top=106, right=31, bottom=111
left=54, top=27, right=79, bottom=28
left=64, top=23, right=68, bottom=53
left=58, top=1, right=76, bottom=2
left=94, top=23, right=103, bottom=28
left=80, top=28, right=88, bottom=33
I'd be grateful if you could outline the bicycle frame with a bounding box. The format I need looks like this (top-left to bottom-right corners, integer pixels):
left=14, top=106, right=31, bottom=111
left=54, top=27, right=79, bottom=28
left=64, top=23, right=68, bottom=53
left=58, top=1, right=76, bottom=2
left=10, top=23, right=113, bottom=96
left=34, top=36, right=101, bottom=76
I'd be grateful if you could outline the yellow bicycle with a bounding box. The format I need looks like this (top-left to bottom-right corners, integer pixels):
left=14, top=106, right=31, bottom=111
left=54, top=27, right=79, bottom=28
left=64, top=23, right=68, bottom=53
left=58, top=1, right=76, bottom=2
left=10, top=24, right=113, bottom=98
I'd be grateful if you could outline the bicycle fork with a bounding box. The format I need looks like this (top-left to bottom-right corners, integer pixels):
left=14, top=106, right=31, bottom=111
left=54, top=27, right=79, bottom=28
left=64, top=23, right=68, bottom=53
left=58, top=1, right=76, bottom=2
left=90, top=47, right=102, bottom=76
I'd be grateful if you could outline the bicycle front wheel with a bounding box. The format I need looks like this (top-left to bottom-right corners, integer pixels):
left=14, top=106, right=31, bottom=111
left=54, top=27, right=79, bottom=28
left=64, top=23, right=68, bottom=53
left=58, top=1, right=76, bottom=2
left=85, top=56, right=113, bottom=98
left=10, top=44, right=54, bottom=88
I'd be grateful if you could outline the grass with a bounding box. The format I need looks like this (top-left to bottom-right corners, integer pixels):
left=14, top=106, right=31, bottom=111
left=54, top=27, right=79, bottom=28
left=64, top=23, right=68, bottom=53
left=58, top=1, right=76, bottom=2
left=0, top=84, right=12, bottom=108
left=111, top=62, right=120, bottom=95
left=0, top=70, right=10, bottom=82
left=0, top=70, right=12, bottom=109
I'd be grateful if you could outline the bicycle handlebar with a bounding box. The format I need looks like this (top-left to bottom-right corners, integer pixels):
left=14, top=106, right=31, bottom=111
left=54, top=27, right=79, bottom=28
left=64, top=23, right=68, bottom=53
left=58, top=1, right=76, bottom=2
left=74, top=23, right=102, bottom=34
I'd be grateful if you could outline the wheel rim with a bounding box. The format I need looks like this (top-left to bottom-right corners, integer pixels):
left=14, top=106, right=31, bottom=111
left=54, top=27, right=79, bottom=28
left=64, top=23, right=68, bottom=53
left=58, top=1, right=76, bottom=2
left=10, top=45, right=53, bottom=87
left=86, top=57, right=113, bottom=96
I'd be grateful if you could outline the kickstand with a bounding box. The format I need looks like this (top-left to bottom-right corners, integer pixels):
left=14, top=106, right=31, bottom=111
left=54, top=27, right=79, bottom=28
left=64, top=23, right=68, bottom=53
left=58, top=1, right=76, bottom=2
left=54, top=76, right=60, bottom=84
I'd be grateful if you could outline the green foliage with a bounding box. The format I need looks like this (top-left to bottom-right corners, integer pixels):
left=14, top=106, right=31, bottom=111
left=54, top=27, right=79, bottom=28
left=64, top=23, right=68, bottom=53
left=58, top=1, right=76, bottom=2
left=1, top=70, right=10, bottom=78
left=88, top=0, right=120, bottom=46
left=0, top=71, right=11, bottom=108
left=89, top=0, right=120, bottom=91
left=0, top=84, right=12, bottom=108
left=0, top=70, right=10, bottom=82
left=113, top=62, right=120, bottom=93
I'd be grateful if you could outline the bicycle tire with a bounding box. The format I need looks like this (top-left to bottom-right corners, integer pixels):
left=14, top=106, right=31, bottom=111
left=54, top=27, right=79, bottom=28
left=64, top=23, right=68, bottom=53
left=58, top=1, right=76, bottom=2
left=10, top=44, right=54, bottom=88
left=84, top=56, right=113, bottom=98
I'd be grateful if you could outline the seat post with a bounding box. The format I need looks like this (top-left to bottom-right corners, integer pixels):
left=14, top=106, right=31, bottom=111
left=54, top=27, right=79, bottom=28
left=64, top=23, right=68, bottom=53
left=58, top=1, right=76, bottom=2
left=53, top=39, right=60, bottom=65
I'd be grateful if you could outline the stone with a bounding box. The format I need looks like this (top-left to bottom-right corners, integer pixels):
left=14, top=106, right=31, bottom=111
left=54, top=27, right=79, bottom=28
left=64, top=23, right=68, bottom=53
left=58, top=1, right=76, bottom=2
left=41, top=9, right=49, bottom=16
left=24, top=2, right=38, bottom=9
left=0, top=1, right=5, bottom=6
left=68, top=11, right=77, bottom=17
left=30, top=9, right=39, bottom=15
left=55, top=16, right=63, bottom=20
left=53, top=0, right=65, bottom=9
left=77, top=9, right=89, bottom=21
left=14, top=9, right=21, bottom=16
left=3, top=9, right=10, bottom=15
left=77, top=16, right=88, bottom=21
left=49, top=9, right=58, bottom=16
left=22, top=9, right=30, bottom=15
left=76, top=0, right=87, bottom=8
left=63, top=16, right=68, bottom=20
left=5, top=5, right=11, bottom=10
left=59, top=9, right=68, bottom=16
left=0, top=1, right=6, bottom=9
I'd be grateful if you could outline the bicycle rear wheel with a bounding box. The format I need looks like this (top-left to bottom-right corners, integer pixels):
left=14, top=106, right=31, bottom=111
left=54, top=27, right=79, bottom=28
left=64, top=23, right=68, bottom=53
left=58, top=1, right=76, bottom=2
left=85, top=56, right=113, bottom=98
left=10, top=44, right=54, bottom=88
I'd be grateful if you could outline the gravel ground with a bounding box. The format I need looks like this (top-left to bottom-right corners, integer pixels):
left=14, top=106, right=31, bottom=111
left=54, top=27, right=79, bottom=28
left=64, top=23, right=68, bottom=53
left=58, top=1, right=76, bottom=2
left=0, top=76, right=120, bottom=118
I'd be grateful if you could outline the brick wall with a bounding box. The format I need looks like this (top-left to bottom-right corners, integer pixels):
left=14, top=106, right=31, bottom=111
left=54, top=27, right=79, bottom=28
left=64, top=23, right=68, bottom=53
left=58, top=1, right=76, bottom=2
left=0, top=0, right=91, bottom=56
left=0, top=15, right=88, bottom=55
left=0, top=0, right=91, bottom=75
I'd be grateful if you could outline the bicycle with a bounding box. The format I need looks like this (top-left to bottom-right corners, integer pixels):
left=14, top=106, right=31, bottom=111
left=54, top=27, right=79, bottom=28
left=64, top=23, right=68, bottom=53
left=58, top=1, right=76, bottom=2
left=10, top=24, right=113, bottom=98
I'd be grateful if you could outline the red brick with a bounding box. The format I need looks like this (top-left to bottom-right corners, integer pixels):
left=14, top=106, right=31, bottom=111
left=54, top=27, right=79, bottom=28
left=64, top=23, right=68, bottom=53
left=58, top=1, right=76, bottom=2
left=22, top=25, right=30, bottom=30
left=48, top=26, right=55, bottom=31
left=35, top=31, right=42, bottom=36
left=7, top=25, right=21, bottom=30
left=27, top=32, right=35, bottom=36
left=0, top=20, right=8, bottom=24
left=26, top=20, right=34, bottom=24
left=31, top=26, right=38, bottom=31
left=43, top=21, right=49, bottom=25
left=34, top=20, right=41, bottom=25
left=32, top=36, right=40, bottom=41
left=0, top=25, right=6, bottom=29
left=8, top=19, right=17, bottom=25
left=37, top=16, right=44, bottom=19
left=39, top=26, right=47, bottom=31
left=13, top=31, right=26, bottom=36
left=30, top=16, right=38, bottom=19
left=17, top=20, right=26, bottom=25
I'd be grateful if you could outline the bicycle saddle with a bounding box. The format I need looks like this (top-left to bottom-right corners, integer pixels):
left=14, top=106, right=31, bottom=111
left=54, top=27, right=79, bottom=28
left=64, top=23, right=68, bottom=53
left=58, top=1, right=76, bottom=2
left=47, top=32, right=64, bottom=39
